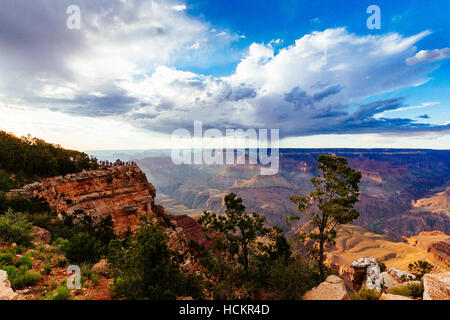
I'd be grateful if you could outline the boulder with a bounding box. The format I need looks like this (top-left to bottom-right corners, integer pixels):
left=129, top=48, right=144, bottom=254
left=379, top=293, right=414, bottom=300
left=380, top=269, right=416, bottom=290
left=423, top=273, right=450, bottom=300
left=380, top=272, right=398, bottom=290
left=350, top=257, right=378, bottom=290
left=0, top=270, right=18, bottom=300
left=350, top=257, right=378, bottom=269
left=31, top=226, right=51, bottom=245
left=303, top=275, right=350, bottom=300
left=92, top=259, right=110, bottom=276
left=365, top=264, right=381, bottom=291
left=386, top=268, right=416, bottom=282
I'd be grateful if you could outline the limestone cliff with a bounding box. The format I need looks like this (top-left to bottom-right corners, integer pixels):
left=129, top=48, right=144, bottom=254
left=17, top=165, right=155, bottom=234
left=15, top=165, right=205, bottom=274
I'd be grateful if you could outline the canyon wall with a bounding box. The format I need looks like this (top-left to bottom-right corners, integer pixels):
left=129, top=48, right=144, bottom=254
left=18, top=165, right=155, bottom=234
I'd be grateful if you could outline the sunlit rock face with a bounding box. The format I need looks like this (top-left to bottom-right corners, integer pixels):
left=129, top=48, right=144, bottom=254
left=18, top=165, right=156, bottom=234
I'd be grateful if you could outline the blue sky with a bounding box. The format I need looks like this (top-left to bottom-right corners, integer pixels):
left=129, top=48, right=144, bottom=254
left=0, top=0, right=449, bottom=150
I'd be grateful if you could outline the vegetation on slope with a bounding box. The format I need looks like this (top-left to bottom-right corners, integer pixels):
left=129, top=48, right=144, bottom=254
left=0, top=131, right=98, bottom=189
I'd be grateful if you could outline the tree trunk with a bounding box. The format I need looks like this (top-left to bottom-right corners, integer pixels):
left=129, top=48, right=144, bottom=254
left=318, top=234, right=325, bottom=282
left=242, top=241, right=249, bottom=280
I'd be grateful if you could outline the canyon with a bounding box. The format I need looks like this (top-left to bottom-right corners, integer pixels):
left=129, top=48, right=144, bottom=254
left=134, top=149, right=450, bottom=238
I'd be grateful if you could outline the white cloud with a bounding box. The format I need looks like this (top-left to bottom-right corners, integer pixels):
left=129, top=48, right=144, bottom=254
left=406, top=48, right=450, bottom=65
left=0, top=1, right=449, bottom=141
left=116, top=28, right=450, bottom=136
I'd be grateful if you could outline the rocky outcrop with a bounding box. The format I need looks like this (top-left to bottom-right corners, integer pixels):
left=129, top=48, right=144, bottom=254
left=17, top=165, right=156, bottom=234
left=428, top=240, right=450, bottom=266
left=350, top=257, right=381, bottom=291
left=350, top=257, right=417, bottom=293
left=0, top=270, right=18, bottom=300
left=165, top=215, right=205, bottom=274
left=173, top=215, right=214, bottom=249
left=423, top=273, right=450, bottom=300
left=303, top=275, right=349, bottom=300
left=380, top=268, right=417, bottom=290
left=92, top=259, right=110, bottom=276
left=365, top=264, right=381, bottom=291
left=379, top=293, right=414, bottom=300
left=31, top=226, right=51, bottom=245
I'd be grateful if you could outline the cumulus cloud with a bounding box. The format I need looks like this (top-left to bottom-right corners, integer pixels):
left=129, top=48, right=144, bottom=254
left=406, top=48, right=450, bottom=65
left=0, top=0, right=238, bottom=116
left=121, top=28, right=450, bottom=136
left=0, top=2, right=449, bottom=138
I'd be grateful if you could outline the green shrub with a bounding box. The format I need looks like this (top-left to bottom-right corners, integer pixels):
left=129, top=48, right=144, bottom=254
left=263, top=259, right=320, bottom=300
left=408, top=260, right=434, bottom=279
left=4, top=266, right=41, bottom=289
left=0, top=252, right=13, bottom=266
left=90, top=273, right=100, bottom=287
left=0, top=169, right=13, bottom=192
left=17, top=254, right=33, bottom=270
left=64, top=232, right=102, bottom=264
left=45, top=286, right=72, bottom=300
left=56, top=258, right=68, bottom=268
left=350, top=288, right=381, bottom=300
left=23, top=270, right=41, bottom=286
left=42, top=263, right=52, bottom=275
left=390, top=282, right=424, bottom=298
left=109, top=216, right=204, bottom=300
left=0, top=210, right=33, bottom=246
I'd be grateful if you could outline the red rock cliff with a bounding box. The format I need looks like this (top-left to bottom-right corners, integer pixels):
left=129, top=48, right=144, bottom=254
left=19, top=165, right=156, bottom=234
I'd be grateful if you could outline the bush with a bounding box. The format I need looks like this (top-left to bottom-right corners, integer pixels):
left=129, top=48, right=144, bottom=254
left=56, top=258, right=68, bottom=268
left=408, top=260, right=434, bottom=279
left=64, top=232, right=102, bottom=264
left=109, top=216, right=204, bottom=300
left=0, top=252, right=13, bottom=266
left=90, top=273, right=100, bottom=287
left=45, top=286, right=72, bottom=300
left=17, top=254, right=33, bottom=270
left=4, top=266, right=41, bottom=289
left=52, top=237, right=70, bottom=252
left=0, top=210, right=33, bottom=246
left=0, top=170, right=13, bottom=192
left=42, top=263, right=52, bottom=275
left=23, top=270, right=42, bottom=286
left=390, top=282, right=424, bottom=298
left=263, top=259, right=320, bottom=300
left=350, top=288, right=381, bottom=300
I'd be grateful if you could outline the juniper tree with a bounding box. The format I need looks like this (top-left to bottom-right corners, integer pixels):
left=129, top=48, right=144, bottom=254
left=290, top=154, right=362, bottom=281
left=199, top=193, right=270, bottom=280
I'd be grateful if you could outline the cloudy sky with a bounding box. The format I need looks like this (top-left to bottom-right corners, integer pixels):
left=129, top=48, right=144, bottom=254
left=0, top=0, right=449, bottom=150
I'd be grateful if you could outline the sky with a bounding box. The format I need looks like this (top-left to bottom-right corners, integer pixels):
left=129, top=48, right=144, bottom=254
left=0, top=0, right=449, bottom=150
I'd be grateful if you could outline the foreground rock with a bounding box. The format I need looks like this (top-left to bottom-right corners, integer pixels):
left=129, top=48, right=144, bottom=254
left=365, top=264, right=381, bottom=291
left=303, top=275, right=349, bottom=300
left=350, top=257, right=381, bottom=291
left=0, top=270, right=18, bottom=300
left=379, top=293, right=414, bottom=300
left=380, top=268, right=416, bottom=290
left=92, top=259, right=110, bottom=276
left=31, top=226, right=51, bottom=245
left=423, top=273, right=450, bottom=300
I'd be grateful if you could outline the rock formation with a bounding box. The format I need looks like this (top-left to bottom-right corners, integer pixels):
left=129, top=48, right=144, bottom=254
left=350, top=257, right=381, bottom=291
left=379, top=293, right=414, bottom=300
left=0, top=270, right=18, bottom=300
left=16, top=165, right=206, bottom=275
left=303, top=275, right=349, bottom=300
left=30, top=226, right=51, bottom=245
left=380, top=268, right=416, bottom=291
left=17, top=165, right=156, bottom=234
left=423, top=273, right=450, bottom=300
